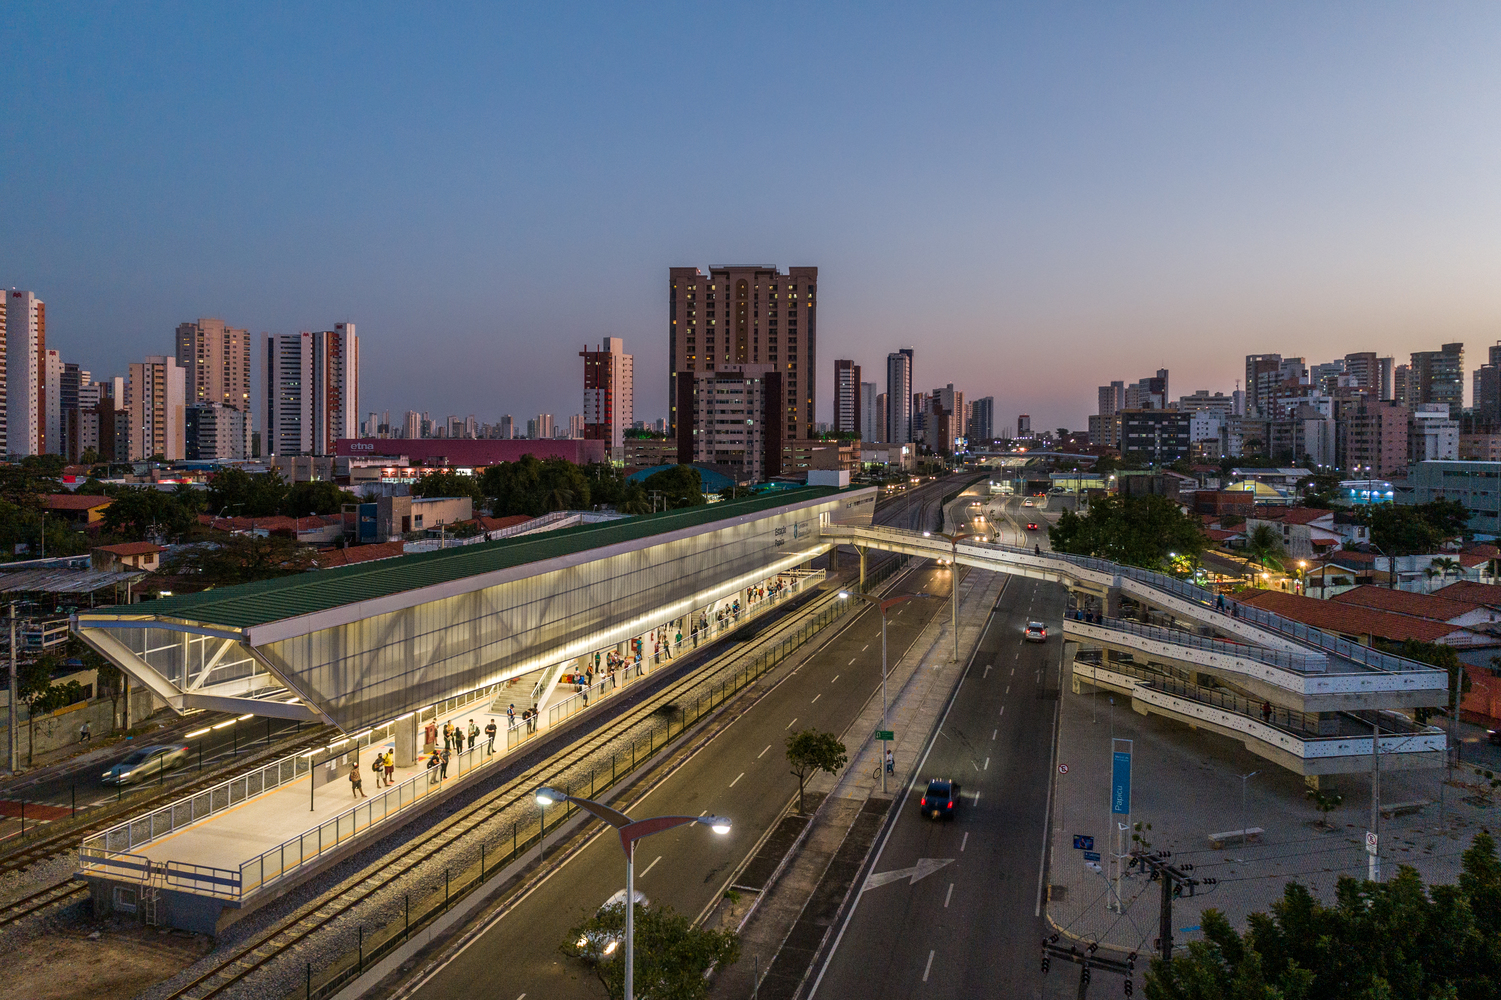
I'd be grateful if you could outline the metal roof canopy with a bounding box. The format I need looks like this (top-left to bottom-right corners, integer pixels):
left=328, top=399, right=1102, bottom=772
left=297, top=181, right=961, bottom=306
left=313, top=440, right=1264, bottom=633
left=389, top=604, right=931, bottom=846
left=74, top=486, right=875, bottom=730
left=0, top=568, right=146, bottom=594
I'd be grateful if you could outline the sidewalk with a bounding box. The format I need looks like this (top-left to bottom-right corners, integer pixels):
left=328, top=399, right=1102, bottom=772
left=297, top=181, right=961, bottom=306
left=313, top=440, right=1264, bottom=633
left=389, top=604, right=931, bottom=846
left=1045, top=656, right=1501, bottom=955
left=709, top=567, right=1005, bottom=998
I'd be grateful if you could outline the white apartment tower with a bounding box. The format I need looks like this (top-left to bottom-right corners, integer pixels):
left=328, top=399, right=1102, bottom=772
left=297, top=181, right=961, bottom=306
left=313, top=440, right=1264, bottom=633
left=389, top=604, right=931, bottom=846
left=4, top=290, right=46, bottom=456
left=128, top=356, right=186, bottom=461
left=263, top=324, right=359, bottom=456
left=581, top=336, right=634, bottom=449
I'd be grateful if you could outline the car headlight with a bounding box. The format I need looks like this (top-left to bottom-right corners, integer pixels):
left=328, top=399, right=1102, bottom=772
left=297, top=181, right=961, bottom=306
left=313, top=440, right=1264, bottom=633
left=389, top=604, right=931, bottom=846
left=121, top=771, right=132, bottom=778
left=101, top=772, right=112, bottom=779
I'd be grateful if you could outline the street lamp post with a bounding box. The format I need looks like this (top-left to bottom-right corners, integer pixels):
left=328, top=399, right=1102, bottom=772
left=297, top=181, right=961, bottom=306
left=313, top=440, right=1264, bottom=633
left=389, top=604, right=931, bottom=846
left=1297, top=560, right=1308, bottom=596
left=837, top=590, right=933, bottom=792
left=534, top=787, right=729, bottom=1000
left=1238, top=770, right=1258, bottom=841
left=935, top=532, right=973, bottom=661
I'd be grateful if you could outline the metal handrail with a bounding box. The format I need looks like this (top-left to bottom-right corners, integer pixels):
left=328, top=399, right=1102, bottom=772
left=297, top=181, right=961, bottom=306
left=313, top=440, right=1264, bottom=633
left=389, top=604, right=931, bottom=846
left=1071, top=613, right=1327, bottom=672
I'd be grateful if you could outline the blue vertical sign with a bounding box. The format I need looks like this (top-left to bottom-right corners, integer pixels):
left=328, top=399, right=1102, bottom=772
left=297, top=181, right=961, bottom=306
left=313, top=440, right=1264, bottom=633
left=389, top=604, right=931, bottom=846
left=1111, top=749, right=1132, bottom=815
left=358, top=503, right=378, bottom=543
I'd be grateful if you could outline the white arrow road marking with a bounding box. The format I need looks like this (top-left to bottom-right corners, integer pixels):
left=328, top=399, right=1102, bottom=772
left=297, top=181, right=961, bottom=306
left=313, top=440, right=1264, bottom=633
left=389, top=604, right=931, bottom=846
left=862, top=857, right=955, bottom=891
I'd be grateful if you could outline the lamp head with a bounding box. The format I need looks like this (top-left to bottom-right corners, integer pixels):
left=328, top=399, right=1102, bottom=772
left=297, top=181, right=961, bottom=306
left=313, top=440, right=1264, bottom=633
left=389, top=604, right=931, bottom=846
left=923, top=531, right=931, bottom=537
left=535, top=786, right=566, bottom=806
left=702, top=816, right=732, bottom=835
left=838, top=590, right=850, bottom=599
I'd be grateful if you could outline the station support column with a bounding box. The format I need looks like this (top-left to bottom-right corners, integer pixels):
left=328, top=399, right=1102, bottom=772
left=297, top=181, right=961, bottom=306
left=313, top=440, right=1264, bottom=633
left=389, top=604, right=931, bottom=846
left=394, top=712, right=419, bottom=768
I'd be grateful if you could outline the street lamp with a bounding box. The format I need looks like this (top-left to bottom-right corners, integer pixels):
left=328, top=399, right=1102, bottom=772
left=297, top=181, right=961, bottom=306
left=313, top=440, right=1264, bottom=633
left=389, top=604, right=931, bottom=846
left=837, top=590, right=934, bottom=791
left=1238, top=770, right=1258, bottom=842
left=534, top=786, right=730, bottom=1000
left=935, top=531, right=973, bottom=661
left=1297, top=560, right=1308, bottom=595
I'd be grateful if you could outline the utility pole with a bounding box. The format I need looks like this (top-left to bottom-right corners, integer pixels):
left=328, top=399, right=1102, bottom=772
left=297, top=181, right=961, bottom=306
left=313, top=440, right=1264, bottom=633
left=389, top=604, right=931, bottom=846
left=1129, top=851, right=1209, bottom=963
left=8, top=603, right=17, bottom=775
left=1369, top=713, right=1381, bottom=882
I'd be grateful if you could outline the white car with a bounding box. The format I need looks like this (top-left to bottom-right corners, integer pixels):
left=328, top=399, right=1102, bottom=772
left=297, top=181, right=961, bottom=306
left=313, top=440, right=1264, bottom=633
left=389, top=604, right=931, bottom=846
left=576, top=889, right=649, bottom=960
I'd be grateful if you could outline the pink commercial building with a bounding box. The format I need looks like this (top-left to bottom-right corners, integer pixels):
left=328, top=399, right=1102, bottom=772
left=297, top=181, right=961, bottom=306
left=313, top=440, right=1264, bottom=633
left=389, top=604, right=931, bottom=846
left=335, top=437, right=608, bottom=467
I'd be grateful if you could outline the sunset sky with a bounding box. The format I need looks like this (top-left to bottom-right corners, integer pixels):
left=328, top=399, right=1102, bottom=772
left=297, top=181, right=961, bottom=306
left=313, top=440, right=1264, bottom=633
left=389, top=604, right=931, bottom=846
left=3, top=3, right=1499, bottom=431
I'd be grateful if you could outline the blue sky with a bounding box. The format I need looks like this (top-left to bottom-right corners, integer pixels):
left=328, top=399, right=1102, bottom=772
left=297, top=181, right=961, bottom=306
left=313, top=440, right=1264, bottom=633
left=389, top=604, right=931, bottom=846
left=3, top=3, right=1499, bottom=431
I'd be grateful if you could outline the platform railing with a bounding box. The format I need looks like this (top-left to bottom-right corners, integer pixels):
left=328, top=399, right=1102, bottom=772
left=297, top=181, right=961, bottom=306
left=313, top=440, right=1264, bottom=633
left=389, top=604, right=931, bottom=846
left=1067, top=613, right=1328, bottom=672
left=77, top=849, right=243, bottom=900
left=544, top=570, right=822, bottom=730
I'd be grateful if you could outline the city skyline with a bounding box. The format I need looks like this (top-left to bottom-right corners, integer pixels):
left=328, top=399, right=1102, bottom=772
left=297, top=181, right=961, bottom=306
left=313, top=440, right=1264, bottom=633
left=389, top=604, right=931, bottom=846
left=4, top=6, right=1499, bottom=431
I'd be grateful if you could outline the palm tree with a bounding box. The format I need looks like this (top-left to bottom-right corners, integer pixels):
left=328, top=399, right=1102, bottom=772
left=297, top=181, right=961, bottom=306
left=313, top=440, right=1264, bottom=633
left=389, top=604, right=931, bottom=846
left=1245, top=525, right=1284, bottom=582
left=1433, top=557, right=1461, bottom=582
left=545, top=487, right=575, bottom=512
left=1425, top=566, right=1441, bottom=591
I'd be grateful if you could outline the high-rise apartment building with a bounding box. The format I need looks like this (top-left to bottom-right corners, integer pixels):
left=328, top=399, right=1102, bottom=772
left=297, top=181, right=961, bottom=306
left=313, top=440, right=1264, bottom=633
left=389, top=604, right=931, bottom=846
left=886, top=349, right=913, bottom=444
left=1340, top=398, right=1409, bottom=478
left=924, top=384, right=965, bottom=455
left=1245, top=354, right=1286, bottom=417
left=970, top=396, right=994, bottom=444
left=1473, top=343, right=1501, bottom=430
left=676, top=363, right=783, bottom=482
left=668, top=265, right=816, bottom=440
left=1097, top=381, right=1124, bottom=416
left=860, top=382, right=880, bottom=443
left=43, top=349, right=62, bottom=455
left=1409, top=343, right=1464, bottom=418
left=833, top=359, right=860, bottom=436
left=128, top=356, right=185, bottom=461
left=176, top=318, right=252, bottom=412
left=1123, top=369, right=1169, bottom=411
left=581, top=336, right=634, bottom=449
left=1018, top=414, right=1031, bottom=438
left=498, top=414, right=514, bottom=440
left=1393, top=364, right=1412, bottom=405
left=0, top=293, right=6, bottom=453
left=263, top=324, right=359, bottom=456
left=4, top=290, right=45, bottom=456
left=186, top=403, right=250, bottom=460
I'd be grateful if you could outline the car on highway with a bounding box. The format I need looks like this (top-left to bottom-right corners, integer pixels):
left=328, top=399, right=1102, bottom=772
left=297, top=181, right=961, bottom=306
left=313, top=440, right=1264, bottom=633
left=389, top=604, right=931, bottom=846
left=100, top=744, right=191, bottom=786
left=1488, top=728, right=1501, bottom=746
left=1024, top=621, right=1048, bottom=642
left=1022, top=498, right=1034, bottom=507
left=574, top=888, right=649, bottom=961
left=1026, top=522, right=1040, bottom=531
left=920, top=778, right=962, bottom=819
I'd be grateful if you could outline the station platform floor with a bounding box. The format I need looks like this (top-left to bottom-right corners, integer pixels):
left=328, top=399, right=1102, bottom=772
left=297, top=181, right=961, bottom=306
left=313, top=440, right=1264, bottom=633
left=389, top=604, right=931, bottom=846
left=102, top=573, right=819, bottom=893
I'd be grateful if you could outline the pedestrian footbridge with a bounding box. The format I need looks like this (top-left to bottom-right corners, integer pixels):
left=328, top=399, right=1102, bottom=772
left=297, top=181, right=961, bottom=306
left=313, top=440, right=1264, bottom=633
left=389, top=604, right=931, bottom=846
left=822, top=524, right=1449, bottom=775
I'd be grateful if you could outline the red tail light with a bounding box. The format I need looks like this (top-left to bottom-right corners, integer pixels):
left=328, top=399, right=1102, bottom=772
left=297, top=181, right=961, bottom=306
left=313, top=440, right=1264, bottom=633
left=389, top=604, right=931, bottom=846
left=946, top=800, right=953, bottom=809
left=921, top=797, right=927, bottom=807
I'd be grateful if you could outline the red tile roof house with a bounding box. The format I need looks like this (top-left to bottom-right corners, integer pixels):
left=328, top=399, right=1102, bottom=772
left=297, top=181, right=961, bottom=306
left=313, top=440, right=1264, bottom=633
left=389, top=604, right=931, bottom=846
left=1241, top=507, right=1354, bottom=561
left=91, top=542, right=164, bottom=572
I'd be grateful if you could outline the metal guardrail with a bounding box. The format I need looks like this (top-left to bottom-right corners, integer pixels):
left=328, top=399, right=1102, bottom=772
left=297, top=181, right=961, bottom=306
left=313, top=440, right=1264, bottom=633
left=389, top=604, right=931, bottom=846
left=829, top=524, right=1446, bottom=679
left=78, top=850, right=242, bottom=899
left=82, top=682, right=506, bottom=861
left=1070, top=613, right=1328, bottom=672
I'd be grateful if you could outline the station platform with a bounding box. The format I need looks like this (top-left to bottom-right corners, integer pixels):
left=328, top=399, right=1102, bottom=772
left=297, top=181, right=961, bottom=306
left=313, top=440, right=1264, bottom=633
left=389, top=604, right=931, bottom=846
left=76, top=569, right=822, bottom=934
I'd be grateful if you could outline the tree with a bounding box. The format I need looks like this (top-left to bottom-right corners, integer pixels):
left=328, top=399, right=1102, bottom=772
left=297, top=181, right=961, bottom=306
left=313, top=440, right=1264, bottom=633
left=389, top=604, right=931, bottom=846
left=479, top=455, right=593, bottom=517
left=1378, top=639, right=1468, bottom=725
left=1145, top=834, right=1501, bottom=1000
left=411, top=470, right=482, bottom=504
left=785, top=729, right=848, bottom=813
left=16, top=655, right=86, bottom=765
left=1304, top=786, right=1343, bottom=830
left=99, top=485, right=198, bottom=540
left=561, top=901, right=740, bottom=1000
left=1359, top=500, right=1470, bottom=556
left=163, top=533, right=316, bottom=586
left=1048, top=494, right=1206, bottom=571
left=205, top=467, right=289, bottom=518
left=281, top=479, right=357, bottom=516
left=640, top=465, right=705, bottom=509
left=1433, top=556, right=1461, bottom=581
left=1244, top=525, right=1284, bottom=577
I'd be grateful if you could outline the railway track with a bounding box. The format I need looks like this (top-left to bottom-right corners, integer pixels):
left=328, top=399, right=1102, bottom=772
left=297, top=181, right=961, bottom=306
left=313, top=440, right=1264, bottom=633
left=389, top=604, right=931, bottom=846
left=0, top=880, right=90, bottom=928
left=0, top=725, right=337, bottom=881
left=157, top=579, right=873, bottom=1000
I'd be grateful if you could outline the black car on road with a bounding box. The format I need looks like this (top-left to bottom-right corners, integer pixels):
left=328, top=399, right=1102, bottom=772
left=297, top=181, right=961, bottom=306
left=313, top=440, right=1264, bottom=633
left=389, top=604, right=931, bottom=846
left=921, top=778, right=961, bottom=819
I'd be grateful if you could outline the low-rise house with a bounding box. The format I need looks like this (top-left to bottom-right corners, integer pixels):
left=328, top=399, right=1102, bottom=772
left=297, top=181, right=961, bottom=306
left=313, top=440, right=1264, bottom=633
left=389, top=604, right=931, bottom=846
left=91, top=542, right=163, bottom=572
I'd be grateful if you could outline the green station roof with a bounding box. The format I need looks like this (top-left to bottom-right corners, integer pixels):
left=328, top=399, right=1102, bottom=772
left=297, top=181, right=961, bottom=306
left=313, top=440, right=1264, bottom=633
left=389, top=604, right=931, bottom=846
left=84, top=486, right=844, bottom=630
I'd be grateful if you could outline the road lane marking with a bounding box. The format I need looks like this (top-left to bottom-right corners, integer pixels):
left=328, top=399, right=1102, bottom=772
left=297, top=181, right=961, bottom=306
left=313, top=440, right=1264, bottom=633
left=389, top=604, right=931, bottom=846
left=640, top=855, right=662, bottom=877
left=972, top=760, right=980, bottom=771
left=944, top=883, right=954, bottom=908
left=991, top=729, right=997, bottom=740
left=862, top=645, right=869, bottom=651
left=811, top=694, right=821, bottom=704
left=999, top=705, right=1005, bottom=718
left=849, top=657, right=857, bottom=665
left=729, top=772, right=744, bottom=788
left=923, top=950, right=935, bottom=982
left=983, top=664, right=991, bottom=677
left=984, top=757, right=989, bottom=770
left=961, top=831, right=969, bottom=852
left=786, top=718, right=797, bottom=729
left=1005, top=685, right=1010, bottom=694
left=699, top=810, right=707, bottom=816
left=1010, top=666, right=1014, bottom=676
left=758, top=744, right=771, bottom=759
left=971, top=790, right=981, bottom=805
left=831, top=675, right=839, bottom=683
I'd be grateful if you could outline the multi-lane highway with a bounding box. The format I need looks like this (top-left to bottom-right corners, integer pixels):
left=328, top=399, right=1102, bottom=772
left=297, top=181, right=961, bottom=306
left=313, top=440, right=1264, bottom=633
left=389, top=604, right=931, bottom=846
left=807, top=574, right=1063, bottom=999
left=394, top=481, right=973, bottom=999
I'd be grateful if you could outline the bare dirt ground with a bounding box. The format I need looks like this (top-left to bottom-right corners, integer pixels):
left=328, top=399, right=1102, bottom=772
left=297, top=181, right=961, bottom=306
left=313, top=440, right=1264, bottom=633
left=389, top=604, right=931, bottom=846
left=0, top=915, right=211, bottom=1000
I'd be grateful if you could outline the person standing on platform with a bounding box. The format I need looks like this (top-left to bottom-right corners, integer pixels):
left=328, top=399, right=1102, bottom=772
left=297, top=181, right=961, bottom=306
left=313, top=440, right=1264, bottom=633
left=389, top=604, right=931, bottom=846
left=507, top=704, right=516, bottom=730
left=350, top=761, right=366, bottom=798
left=427, top=750, right=440, bottom=785
left=371, top=754, right=386, bottom=787
left=485, top=719, right=497, bottom=752
left=439, top=747, right=450, bottom=779
left=442, top=722, right=452, bottom=750
left=467, top=720, right=479, bottom=751
left=531, top=704, right=539, bottom=732
left=383, top=750, right=395, bottom=786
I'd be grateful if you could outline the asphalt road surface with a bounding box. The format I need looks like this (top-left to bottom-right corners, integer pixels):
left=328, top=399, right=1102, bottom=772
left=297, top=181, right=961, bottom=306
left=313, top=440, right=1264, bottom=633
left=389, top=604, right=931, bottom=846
left=807, top=575, right=1064, bottom=1000
left=400, top=564, right=964, bottom=998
